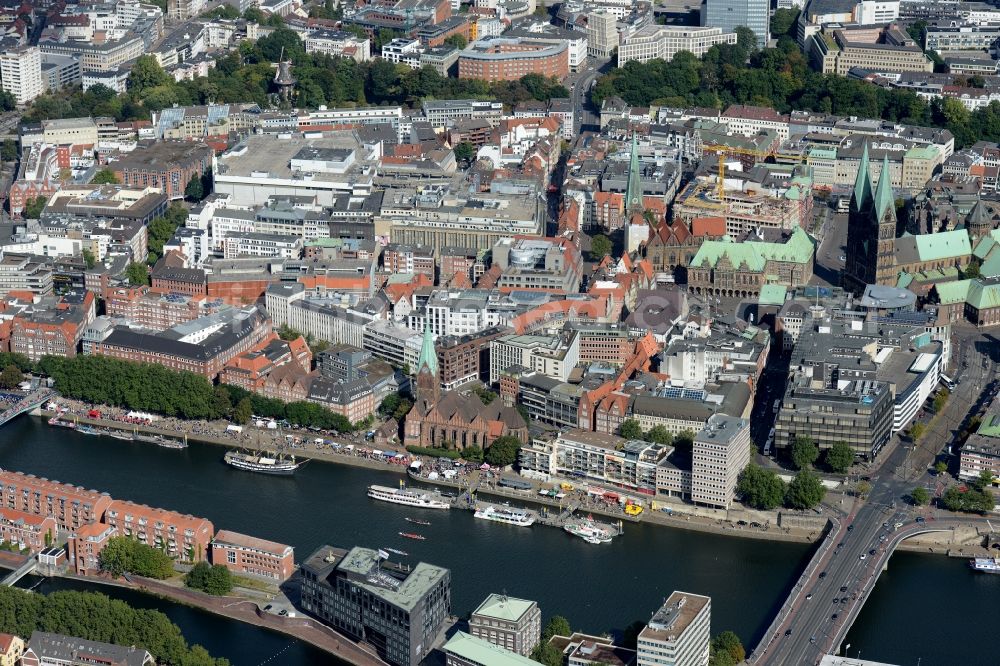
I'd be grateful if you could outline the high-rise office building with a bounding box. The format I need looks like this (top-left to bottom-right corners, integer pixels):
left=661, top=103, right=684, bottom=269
left=637, top=592, right=711, bottom=666
left=702, top=0, right=769, bottom=48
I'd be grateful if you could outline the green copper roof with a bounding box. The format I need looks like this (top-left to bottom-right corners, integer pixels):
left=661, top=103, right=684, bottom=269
left=625, top=134, right=643, bottom=215
left=914, top=229, right=971, bottom=262
left=853, top=142, right=872, bottom=211
left=978, top=414, right=1000, bottom=438
left=934, top=279, right=972, bottom=304
left=967, top=279, right=1000, bottom=310
left=690, top=226, right=814, bottom=271
left=896, top=272, right=913, bottom=289
left=416, top=323, right=438, bottom=376
left=444, top=633, right=538, bottom=666
left=758, top=284, right=787, bottom=306
left=473, top=594, right=536, bottom=622
left=874, top=154, right=895, bottom=221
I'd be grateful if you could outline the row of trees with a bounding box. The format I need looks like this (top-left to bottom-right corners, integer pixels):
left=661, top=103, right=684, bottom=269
left=33, top=351, right=375, bottom=431
left=26, top=20, right=568, bottom=125
left=0, top=587, right=228, bottom=665
left=593, top=26, right=1000, bottom=150
left=737, top=464, right=827, bottom=511
left=98, top=536, right=176, bottom=578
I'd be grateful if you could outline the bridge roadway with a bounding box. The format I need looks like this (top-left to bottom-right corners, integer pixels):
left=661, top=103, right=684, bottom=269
left=0, top=389, right=54, bottom=428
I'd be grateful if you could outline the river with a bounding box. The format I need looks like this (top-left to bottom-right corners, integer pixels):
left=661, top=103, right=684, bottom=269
left=1, top=417, right=994, bottom=665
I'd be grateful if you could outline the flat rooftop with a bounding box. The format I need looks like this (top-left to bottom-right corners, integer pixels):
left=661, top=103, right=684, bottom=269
left=472, top=593, right=536, bottom=622
left=638, top=591, right=710, bottom=643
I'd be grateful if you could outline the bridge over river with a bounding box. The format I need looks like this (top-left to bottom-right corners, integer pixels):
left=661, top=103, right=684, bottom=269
left=749, top=502, right=984, bottom=665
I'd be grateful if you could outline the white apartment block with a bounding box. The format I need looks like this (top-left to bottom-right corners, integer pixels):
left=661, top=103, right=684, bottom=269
left=690, top=415, right=751, bottom=510
left=618, top=26, right=737, bottom=65
left=382, top=38, right=423, bottom=67
left=637, top=592, right=711, bottom=666
left=0, top=46, right=43, bottom=105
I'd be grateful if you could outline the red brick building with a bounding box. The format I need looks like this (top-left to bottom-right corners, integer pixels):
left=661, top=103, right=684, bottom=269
left=0, top=470, right=111, bottom=532
left=106, top=287, right=225, bottom=331
left=458, top=38, right=569, bottom=81
left=112, top=141, right=213, bottom=200
left=210, top=529, right=295, bottom=582
left=0, top=508, right=57, bottom=553
left=150, top=256, right=207, bottom=297
left=68, top=522, right=118, bottom=575
left=104, top=500, right=214, bottom=562
left=96, top=307, right=273, bottom=380
left=10, top=291, right=95, bottom=361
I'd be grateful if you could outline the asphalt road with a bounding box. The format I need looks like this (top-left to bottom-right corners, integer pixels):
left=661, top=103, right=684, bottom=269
left=752, top=333, right=997, bottom=663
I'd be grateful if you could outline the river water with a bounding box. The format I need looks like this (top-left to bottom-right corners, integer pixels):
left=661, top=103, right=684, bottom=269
left=0, top=417, right=994, bottom=665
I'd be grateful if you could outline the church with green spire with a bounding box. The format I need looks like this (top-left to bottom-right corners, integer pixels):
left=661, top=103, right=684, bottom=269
left=844, top=143, right=899, bottom=292
left=414, top=323, right=440, bottom=404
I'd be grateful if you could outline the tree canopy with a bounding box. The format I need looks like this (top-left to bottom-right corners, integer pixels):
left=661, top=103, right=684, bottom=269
left=785, top=470, right=826, bottom=510
left=185, top=562, right=235, bottom=596
left=791, top=435, right=819, bottom=470
left=910, top=486, right=930, bottom=506
left=824, top=441, right=854, bottom=474
left=619, top=418, right=643, bottom=440
left=98, top=536, right=176, bottom=577
left=0, top=587, right=228, bottom=665
left=92, top=168, right=120, bottom=185
left=736, top=464, right=786, bottom=510
left=590, top=235, right=613, bottom=260
left=486, top=435, right=521, bottom=467
left=710, top=631, right=746, bottom=666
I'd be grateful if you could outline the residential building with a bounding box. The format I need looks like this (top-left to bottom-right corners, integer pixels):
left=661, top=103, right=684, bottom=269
left=0, top=509, right=57, bottom=553
left=422, top=100, right=504, bottom=129
left=490, top=333, right=580, bottom=384
left=0, top=469, right=112, bottom=532
left=103, top=500, right=213, bottom=562
left=301, top=545, right=452, bottom=666
left=68, top=522, right=118, bottom=575
left=0, top=46, right=43, bottom=105
left=210, top=529, right=295, bottom=582
left=619, top=26, right=736, bottom=65
left=304, top=30, right=371, bottom=61
left=384, top=244, right=435, bottom=278
left=702, top=0, right=768, bottom=47
left=458, top=38, right=569, bottom=82
left=550, top=429, right=667, bottom=495
left=0, top=634, right=23, bottom=666
left=437, top=327, right=509, bottom=390
left=690, top=415, right=751, bottom=509
left=469, top=594, right=542, bottom=657
left=21, top=633, right=154, bottom=666
left=636, top=592, right=711, bottom=666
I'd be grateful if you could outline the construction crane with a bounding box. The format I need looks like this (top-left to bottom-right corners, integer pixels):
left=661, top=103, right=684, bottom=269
left=700, top=143, right=808, bottom=205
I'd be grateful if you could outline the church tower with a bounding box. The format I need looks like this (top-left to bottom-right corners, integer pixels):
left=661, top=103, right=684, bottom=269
left=872, top=154, right=898, bottom=286
left=414, top=323, right=440, bottom=405
left=624, top=134, right=650, bottom=254
left=844, top=145, right=898, bottom=291
left=844, top=143, right=874, bottom=292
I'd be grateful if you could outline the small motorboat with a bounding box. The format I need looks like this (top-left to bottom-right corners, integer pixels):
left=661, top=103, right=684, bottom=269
left=399, top=532, right=426, bottom=540
left=384, top=547, right=409, bottom=556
